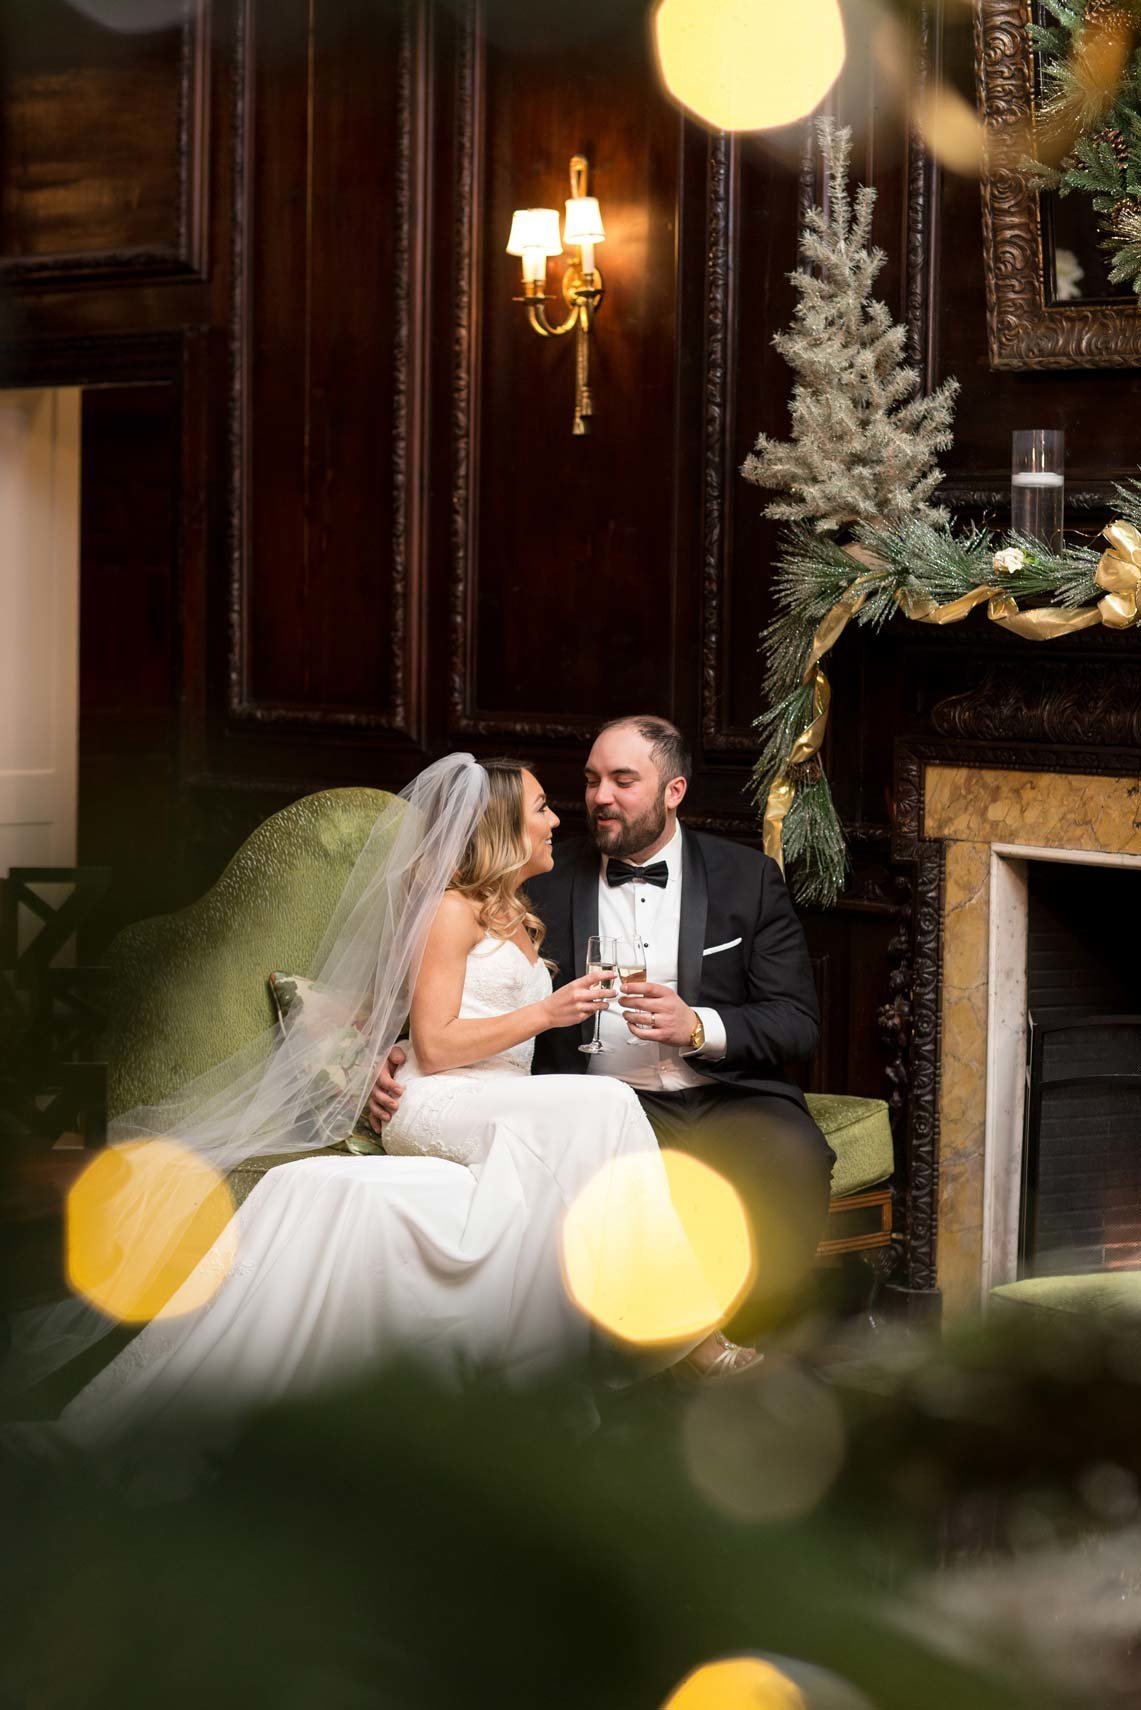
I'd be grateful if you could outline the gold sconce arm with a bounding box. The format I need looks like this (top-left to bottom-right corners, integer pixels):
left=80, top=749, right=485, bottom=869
left=517, top=264, right=604, bottom=337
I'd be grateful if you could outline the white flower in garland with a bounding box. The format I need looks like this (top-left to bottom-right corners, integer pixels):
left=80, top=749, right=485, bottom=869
left=992, top=546, right=1026, bottom=576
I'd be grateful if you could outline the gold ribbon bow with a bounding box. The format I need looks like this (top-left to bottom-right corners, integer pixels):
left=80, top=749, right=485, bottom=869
left=1096, top=521, right=1141, bottom=629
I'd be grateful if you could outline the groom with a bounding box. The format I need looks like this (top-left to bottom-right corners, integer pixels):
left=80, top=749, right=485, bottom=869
left=370, top=716, right=834, bottom=1340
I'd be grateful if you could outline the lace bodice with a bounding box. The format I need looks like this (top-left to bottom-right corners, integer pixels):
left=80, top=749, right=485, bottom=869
left=454, top=934, right=552, bottom=1071
left=382, top=934, right=553, bottom=1162
left=404, top=934, right=552, bottom=1081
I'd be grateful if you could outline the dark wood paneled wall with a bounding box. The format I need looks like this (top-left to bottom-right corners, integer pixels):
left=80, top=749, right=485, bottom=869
left=239, top=0, right=418, bottom=727
left=5, top=0, right=1132, bottom=1108
left=0, top=0, right=204, bottom=284
left=78, top=382, right=185, bottom=940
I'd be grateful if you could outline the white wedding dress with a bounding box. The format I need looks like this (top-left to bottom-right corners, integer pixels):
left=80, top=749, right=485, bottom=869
left=59, top=934, right=683, bottom=1448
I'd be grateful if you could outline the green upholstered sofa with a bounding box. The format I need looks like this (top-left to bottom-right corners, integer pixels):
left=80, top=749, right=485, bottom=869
left=102, top=790, right=895, bottom=1251
left=990, top=1273, right=1141, bottom=1323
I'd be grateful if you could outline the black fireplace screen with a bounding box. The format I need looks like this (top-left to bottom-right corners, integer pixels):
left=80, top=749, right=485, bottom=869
left=1020, top=1017, right=1141, bottom=1275
left=1018, top=860, right=1141, bottom=1276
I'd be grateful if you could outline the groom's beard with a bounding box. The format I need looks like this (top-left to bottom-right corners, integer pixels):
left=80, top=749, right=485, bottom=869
left=589, top=792, right=668, bottom=859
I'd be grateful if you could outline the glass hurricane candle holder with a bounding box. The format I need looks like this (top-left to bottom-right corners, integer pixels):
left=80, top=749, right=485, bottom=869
left=1011, top=429, right=1065, bottom=554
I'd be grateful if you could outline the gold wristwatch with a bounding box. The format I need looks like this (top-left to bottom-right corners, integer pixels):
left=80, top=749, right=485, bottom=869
left=687, top=1013, right=705, bottom=1052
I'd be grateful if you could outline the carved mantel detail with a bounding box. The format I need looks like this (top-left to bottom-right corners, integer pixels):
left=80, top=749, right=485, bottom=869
left=932, top=664, right=1141, bottom=748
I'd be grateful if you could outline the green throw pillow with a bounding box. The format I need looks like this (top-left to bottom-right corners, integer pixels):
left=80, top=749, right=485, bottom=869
left=267, top=972, right=385, bottom=1156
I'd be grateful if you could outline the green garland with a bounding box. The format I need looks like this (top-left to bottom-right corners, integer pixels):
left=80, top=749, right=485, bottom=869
left=750, top=486, right=1141, bottom=908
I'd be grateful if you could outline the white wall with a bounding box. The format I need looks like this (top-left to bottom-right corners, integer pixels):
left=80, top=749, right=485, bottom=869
left=0, top=388, right=81, bottom=877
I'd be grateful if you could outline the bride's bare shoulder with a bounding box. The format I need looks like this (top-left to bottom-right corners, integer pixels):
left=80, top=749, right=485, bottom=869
left=429, top=889, right=483, bottom=946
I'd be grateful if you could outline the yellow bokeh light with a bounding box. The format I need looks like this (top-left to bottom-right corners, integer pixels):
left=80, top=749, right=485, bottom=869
left=662, top=1656, right=806, bottom=1710
left=67, top=1139, right=236, bottom=1323
left=653, top=0, right=846, bottom=134
left=915, top=83, right=985, bottom=177
left=683, top=1354, right=846, bottom=1523
left=560, top=1148, right=754, bottom=1346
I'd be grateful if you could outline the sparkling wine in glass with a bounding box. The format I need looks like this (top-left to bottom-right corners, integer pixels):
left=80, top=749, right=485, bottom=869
left=579, top=934, right=617, bottom=1055
left=616, top=936, right=653, bottom=1045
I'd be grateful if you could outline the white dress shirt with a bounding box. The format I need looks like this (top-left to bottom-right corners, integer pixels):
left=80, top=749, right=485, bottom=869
left=587, top=821, right=728, bottom=1093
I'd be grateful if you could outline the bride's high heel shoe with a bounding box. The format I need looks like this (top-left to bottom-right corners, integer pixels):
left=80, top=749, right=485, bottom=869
left=673, top=1331, right=764, bottom=1386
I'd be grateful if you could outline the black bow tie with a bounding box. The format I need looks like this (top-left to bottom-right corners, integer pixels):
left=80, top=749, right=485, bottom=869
left=605, top=858, right=669, bottom=890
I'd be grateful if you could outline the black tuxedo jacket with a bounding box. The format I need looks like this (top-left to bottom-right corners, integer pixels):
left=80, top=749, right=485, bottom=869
left=527, top=827, right=819, bottom=1107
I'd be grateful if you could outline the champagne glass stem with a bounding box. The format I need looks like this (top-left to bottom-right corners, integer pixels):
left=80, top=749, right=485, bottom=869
left=579, top=935, right=615, bottom=1055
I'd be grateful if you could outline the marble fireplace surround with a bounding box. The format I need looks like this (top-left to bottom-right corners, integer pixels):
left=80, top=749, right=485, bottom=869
left=923, top=765, right=1141, bottom=1314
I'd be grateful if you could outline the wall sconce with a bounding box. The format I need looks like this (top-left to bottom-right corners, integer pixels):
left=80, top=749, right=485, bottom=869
left=506, top=155, right=605, bottom=436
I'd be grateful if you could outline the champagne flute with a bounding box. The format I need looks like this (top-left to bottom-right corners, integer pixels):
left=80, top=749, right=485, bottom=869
left=616, top=936, right=653, bottom=1045
left=579, top=934, right=617, bottom=1055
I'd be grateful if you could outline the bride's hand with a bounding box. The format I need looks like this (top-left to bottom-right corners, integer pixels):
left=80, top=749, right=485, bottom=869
left=541, top=972, right=613, bottom=1031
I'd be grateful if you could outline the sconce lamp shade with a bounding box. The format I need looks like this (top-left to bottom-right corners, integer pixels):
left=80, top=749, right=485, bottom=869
left=506, top=208, right=563, bottom=258
left=652, top=0, right=846, bottom=133
left=563, top=195, right=605, bottom=248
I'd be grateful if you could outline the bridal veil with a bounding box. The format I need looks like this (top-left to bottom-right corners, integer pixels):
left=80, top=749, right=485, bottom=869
left=6, top=754, right=490, bottom=1390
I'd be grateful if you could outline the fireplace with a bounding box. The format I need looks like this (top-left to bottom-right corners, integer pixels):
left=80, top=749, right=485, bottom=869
left=902, top=762, right=1141, bottom=1313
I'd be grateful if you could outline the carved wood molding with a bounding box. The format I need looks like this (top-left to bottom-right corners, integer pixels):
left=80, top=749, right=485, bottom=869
left=931, top=662, right=1141, bottom=747
left=907, top=5, right=934, bottom=382
left=892, top=740, right=927, bottom=863
left=448, top=0, right=489, bottom=738
left=904, top=839, right=943, bottom=1292
left=0, top=249, right=199, bottom=288
left=878, top=876, right=914, bottom=1136
left=976, top=0, right=1141, bottom=370
left=938, top=481, right=1120, bottom=514
left=453, top=715, right=609, bottom=741
left=0, top=0, right=210, bottom=289
left=226, top=0, right=420, bottom=734
left=0, top=330, right=188, bottom=388
left=388, top=0, right=423, bottom=737
left=178, top=0, right=211, bottom=276
left=700, top=132, right=755, bottom=755
left=225, top=0, right=248, bottom=724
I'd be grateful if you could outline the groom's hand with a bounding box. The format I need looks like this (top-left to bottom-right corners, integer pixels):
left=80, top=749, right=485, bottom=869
left=620, top=982, right=699, bottom=1048
left=367, top=1043, right=407, bottom=1130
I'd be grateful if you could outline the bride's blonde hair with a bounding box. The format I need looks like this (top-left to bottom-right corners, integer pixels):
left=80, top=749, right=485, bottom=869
left=450, top=759, right=547, bottom=953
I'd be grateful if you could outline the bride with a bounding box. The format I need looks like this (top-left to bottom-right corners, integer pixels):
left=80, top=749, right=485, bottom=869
left=21, top=754, right=757, bottom=1446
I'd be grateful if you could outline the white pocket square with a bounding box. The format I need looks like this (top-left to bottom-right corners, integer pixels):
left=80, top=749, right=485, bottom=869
left=702, top=937, right=742, bottom=957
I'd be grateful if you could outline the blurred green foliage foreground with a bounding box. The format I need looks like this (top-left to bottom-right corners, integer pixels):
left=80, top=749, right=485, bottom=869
left=5, top=1311, right=1141, bottom=1709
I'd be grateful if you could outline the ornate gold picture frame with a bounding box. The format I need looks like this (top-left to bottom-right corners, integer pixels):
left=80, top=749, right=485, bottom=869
left=976, top=0, right=1141, bottom=370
